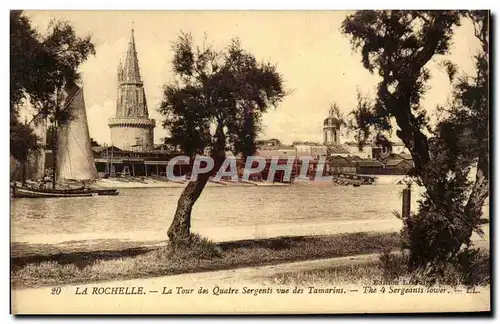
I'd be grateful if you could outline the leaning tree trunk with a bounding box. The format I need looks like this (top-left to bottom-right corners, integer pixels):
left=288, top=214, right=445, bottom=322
left=167, top=123, right=227, bottom=246
left=453, top=154, right=489, bottom=252
left=167, top=173, right=210, bottom=246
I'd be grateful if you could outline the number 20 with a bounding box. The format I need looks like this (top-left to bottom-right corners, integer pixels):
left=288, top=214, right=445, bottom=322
left=51, top=287, right=61, bottom=295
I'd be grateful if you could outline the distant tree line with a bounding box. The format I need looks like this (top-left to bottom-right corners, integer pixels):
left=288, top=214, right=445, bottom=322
left=10, top=10, right=95, bottom=181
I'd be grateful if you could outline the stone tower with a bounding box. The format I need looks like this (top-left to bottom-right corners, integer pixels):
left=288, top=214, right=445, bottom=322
left=108, top=27, right=155, bottom=151
left=323, top=106, right=342, bottom=145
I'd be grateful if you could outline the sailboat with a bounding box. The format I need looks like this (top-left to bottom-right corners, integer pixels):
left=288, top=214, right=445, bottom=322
left=11, top=81, right=119, bottom=198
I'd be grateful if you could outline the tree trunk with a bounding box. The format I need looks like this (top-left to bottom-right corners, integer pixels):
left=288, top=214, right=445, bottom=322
left=454, top=156, right=489, bottom=250
left=167, top=174, right=210, bottom=246
left=167, top=122, right=227, bottom=246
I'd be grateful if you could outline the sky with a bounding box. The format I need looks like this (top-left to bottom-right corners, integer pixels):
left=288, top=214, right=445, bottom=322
left=25, top=10, right=481, bottom=146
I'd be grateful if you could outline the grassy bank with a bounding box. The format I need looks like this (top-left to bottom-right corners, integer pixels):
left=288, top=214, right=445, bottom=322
left=267, top=250, right=491, bottom=287
left=12, top=232, right=400, bottom=289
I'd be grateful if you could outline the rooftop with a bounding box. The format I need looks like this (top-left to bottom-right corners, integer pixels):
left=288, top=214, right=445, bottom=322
left=92, top=145, right=122, bottom=153
left=258, top=145, right=295, bottom=151
left=357, top=160, right=384, bottom=167
left=323, top=116, right=342, bottom=126
left=385, top=159, right=415, bottom=167
left=256, top=149, right=296, bottom=159
left=293, top=141, right=323, bottom=146
left=327, top=144, right=350, bottom=154
left=345, top=155, right=363, bottom=161
left=381, top=153, right=413, bottom=161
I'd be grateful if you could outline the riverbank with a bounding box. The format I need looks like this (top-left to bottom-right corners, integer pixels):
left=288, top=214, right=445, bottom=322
left=95, top=178, right=291, bottom=189
left=12, top=216, right=489, bottom=248
left=266, top=250, right=490, bottom=287
left=12, top=231, right=401, bottom=289
left=11, top=228, right=490, bottom=290
left=94, top=177, right=412, bottom=189
left=11, top=219, right=405, bottom=246
left=12, top=251, right=490, bottom=314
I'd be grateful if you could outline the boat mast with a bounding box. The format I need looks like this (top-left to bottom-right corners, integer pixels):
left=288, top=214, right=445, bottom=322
left=52, top=88, right=58, bottom=190
left=21, top=116, right=28, bottom=185
left=106, top=143, right=109, bottom=176
left=110, top=144, right=114, bottom=177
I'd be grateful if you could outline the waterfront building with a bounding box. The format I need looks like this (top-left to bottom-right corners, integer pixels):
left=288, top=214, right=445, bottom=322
left=343, top=141, right=375, bottom=159
left=320, top=104, right=411, bottom=160
left=108, top=27, right=156, bottom=152
left=256, top=138, right=282, bottom=147
left=317, top=104, right=415, bottom=176
left=329, top=156, right=357, bottom=174
left=92, top=144, right=189, bottom=178
left=293, top=142, right=328, bottom=160
left=355, top=159, right=386, bottom=174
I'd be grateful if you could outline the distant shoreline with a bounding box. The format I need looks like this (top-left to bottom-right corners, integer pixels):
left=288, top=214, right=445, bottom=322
left=95, top=178, right=292, bottom=189
left=94, top=176, right=412, bottom=189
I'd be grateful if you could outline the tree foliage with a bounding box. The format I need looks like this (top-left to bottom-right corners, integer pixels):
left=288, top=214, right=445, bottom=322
left=348, top=90, right=392, bottom=151
left=10, top=119, right=41, bottom=163
left=10, top=11, right=95, bottom=121
left=10, top=10, right=95, bottom=170
left=159, top=33, right=286, bottom=245
left=329, top=102, right=344, bottom=121
left=160, top=33, right=286, bottom=160
left=342, top=10, right=489, bottom=277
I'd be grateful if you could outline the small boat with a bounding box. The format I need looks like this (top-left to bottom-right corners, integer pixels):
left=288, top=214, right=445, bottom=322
left=12, top=81, right=119, bottom=199
left=11, top=183, right=118, bottom=198
left=332, top=172, right=374, bottom=186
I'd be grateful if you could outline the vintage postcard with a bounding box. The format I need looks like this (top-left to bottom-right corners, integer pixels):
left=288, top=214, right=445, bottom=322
left=10, top=10, right=490, bottom=314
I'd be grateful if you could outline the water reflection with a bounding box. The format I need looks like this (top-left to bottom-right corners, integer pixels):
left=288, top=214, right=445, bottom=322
left=11, top=184, right=426, bottom=242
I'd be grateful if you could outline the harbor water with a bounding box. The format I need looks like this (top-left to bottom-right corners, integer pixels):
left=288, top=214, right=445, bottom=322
left=11, top=183, right=432, bottom=244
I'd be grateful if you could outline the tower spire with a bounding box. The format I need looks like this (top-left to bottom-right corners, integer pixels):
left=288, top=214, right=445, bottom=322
left=110, top=24, right=155, bottom=152
left=117, top=60, right=123, bottom=82
left=122, top=25, right=141, bottom=83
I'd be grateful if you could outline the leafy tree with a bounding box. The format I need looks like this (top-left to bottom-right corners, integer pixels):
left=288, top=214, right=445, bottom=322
left=10, top=119, right=41, bottom=183
left=10, top=10, right=95, bottom=184
left=341, top=10, right=489, bottom=277
left=10, top=10, right=44, bottom=181
left=10, top=11, right=42, bottom=118
left=159, top=33, right=286, bottom=246
left=329, top=103, right=344, bottom=121
left=430, top=11, right=489, bottom=258
left=11, top=11, right=95, bottom=121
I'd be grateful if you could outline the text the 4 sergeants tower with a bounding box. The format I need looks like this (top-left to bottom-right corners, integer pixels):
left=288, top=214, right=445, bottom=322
left=108, top=27, right=155, bottom=151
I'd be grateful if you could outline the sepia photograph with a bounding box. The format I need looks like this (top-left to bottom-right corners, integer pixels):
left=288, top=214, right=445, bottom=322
left=9, top=9, right=490, bottom=314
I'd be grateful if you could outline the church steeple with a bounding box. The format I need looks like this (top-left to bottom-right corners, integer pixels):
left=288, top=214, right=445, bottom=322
left=122, top=26, right=142, bottom=83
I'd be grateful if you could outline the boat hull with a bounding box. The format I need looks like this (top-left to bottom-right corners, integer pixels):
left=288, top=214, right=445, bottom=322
left=11, top=185, right=119, bottom=198
left=332, top=173, right=375, bottom=186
